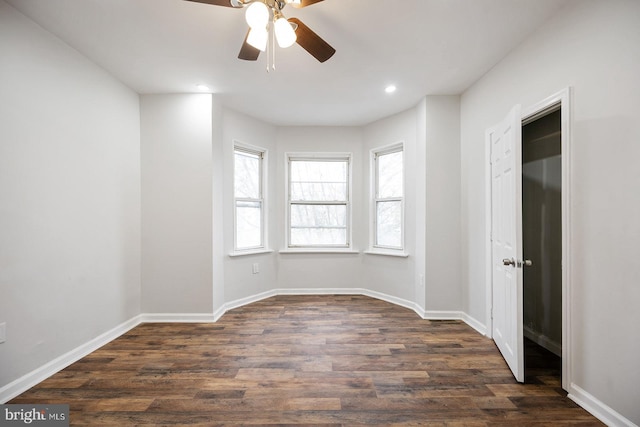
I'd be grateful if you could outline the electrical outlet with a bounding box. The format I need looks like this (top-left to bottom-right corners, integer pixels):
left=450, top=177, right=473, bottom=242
left=0, top=322, right=6, bottom=344
left=252, top=263, right=259, bottom=274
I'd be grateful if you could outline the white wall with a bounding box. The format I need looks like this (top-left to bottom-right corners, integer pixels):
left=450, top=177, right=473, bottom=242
left=211, top=98, right=225, bottom=315
left=215, top=109, right=437, bottom=305
left=0, top=0, right=140, bottom=387
left=253, top=102, right=461, bottom=313
left=424, top=96, right=462, bottom=313
left=362, top=109, right=418, bottom=303
left=138, top=100, right=437, bottom=310
left=222, top=109, right=277, bottom=303
left=360, top=98, right=462, bottom=314
left=460, top=0, right=640, bottom=423
left=140, top=94, right=213, bottom=314
left=276, top=127, right=365, bottom=290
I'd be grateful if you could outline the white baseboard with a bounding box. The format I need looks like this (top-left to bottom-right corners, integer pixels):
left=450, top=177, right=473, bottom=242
left=275, top=287, right=358, bottom=296
left=461, top=313, right=488, bottom=336
left=222, top=288, right=485, bottom=338
left=221, top=289, right=278, bottom=314
left=147, top=289, right=480, bottom=341
left=0, top=315, right=141, bottom=404
left=361, top=289, right=425, bottom=316
left=140, top=313, right=217, bottom=323
left=420, top=310, right=487, bottom=336
left=568, top=383, right=638, bottom=427
left=217, top=288, right=427, bottom=323
left=523, top=325, right=562, bottom=357
left=213, top=304, right=227, bottom=322
left=268, top=287, right=427, bottom=319
left=422, top=310, right=464, bottom=320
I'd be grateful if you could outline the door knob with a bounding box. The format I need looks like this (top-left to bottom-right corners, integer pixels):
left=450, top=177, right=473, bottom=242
left=523, top=259, right=533, bottom=267
left=502, top=258, right=516, bottom=266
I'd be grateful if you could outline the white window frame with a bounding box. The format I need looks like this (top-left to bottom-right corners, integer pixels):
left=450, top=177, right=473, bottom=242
left=370, top=142, right=405, bottom=254
left=285, top=152, right=352, bottom=250
left=232, top=142, right=268, bottom=255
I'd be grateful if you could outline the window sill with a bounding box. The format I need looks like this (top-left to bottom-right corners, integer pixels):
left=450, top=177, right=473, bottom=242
left=364, top=249, right=409, bottom=258
left=228, top=249, right=274, bottom=258
left=279, top=248, right=360, bottom=255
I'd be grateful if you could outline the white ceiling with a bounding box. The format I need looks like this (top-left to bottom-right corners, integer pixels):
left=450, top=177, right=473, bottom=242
left=6, top=0, right=570, bottom=126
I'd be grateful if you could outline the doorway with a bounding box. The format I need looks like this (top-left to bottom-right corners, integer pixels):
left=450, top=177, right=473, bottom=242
left=522, top=108, right=562, bottom=384
left=485, top=88, right=571, bottom=390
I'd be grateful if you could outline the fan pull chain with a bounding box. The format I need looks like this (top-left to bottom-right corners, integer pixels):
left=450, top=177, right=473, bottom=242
left=265, top=24, right=270, bottom=72
left=263, top=22, right=277, bottom=72
left=271, top=27, right=276, bottom=71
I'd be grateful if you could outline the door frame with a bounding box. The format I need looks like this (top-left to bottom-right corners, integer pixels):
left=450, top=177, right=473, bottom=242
left=485, top=87, right=572, bottom=390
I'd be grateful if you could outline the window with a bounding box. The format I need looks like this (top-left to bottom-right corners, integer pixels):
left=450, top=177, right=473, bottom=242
left=287, top=154, right=351, bottom=248
left=234, top=145, right=265, bottom=251
left=373, top=144, right=404, bottom=250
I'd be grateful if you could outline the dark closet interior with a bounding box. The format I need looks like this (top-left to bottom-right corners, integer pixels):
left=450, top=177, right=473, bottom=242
left=522, top=108, right=562, bottom=382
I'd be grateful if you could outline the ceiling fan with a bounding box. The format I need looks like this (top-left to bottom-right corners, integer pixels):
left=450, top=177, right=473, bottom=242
left=185, top=0, right=335, bottom=63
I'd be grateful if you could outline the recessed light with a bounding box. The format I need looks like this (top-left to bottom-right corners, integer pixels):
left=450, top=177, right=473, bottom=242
left=385, top=85, right=397, bottom=94
left=196, top=84, right=210, bottom=91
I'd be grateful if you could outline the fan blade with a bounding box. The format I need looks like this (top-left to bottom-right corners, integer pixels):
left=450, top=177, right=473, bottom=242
left=238, top=29, right=261, bottom=61
left=292, top=0, right=324, bottom=8
left=288, top=18, right=335, bottom=63
left=183, top=0, right=236, bottom=7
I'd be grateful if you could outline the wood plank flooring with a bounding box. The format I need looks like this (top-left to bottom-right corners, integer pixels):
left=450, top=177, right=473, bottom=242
left=10, top=295, right=603, bottom=425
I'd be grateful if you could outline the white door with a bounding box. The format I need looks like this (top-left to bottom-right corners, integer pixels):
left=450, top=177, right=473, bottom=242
left=489, top=105, right=524, bottom=382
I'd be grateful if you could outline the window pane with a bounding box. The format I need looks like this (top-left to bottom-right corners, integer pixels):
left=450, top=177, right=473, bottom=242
left=236, top=201, right=262, bottom=249
left=376, top=201, right=402, bottom=247
left=291, top=204, right=346, bottom=227
left=290, top=204, right=347, bottom=246
left=377, top=151, right=403, bottom=198
left=290, top=160, right=347, bottom=201
left=235, top=150, right=260, bottom=199
left=291, top=228, right=347, bottom=246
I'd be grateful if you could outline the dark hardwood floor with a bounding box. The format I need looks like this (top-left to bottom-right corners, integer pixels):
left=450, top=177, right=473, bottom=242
left=10, top=295, right=602, bottom=425
left=524, top=337, right=562, bottom=386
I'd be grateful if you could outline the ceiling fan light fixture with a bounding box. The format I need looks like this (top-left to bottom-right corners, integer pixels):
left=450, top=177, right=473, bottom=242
left=183, top=0, right=333, bottom=65
left=247, top=27, right=268, bottom=51
left=245, top=1, right=269, bottom=29
left=274, top=17, right=297, bottom=48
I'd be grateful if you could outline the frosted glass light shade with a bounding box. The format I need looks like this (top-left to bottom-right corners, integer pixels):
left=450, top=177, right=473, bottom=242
left=274, top=17, right=297, bottom=48
left=247, top=27, right=268, bottom=51
left=245, top=2, right=269, bottom=29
